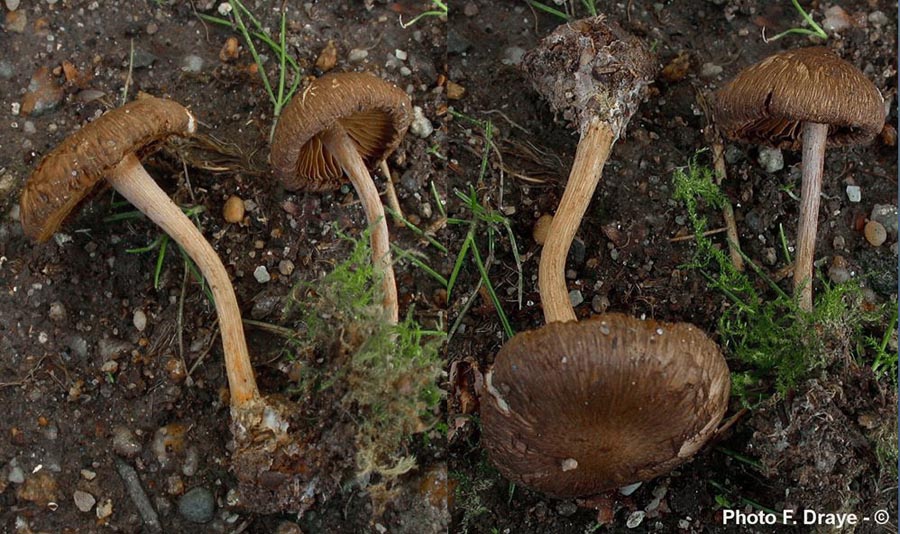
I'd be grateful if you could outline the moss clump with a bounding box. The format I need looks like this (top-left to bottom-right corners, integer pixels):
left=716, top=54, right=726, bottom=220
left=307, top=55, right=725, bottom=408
left=284, top=230, right=444, bottom=480
left=672, top=157, right=896, bottom=404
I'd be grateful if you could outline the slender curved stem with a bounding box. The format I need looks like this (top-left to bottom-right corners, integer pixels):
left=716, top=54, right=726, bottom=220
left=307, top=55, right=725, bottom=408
left=794, top=121, right=827, bottom=312
left=108, top=153, right=260, bottom=406
left=320, top=124, right=399, bottom=324
left=539, top=119, right=615, bottom=324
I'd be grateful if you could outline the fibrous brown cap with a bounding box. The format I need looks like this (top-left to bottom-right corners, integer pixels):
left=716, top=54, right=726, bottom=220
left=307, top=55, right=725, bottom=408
left=20, top=97, right=196, bottom=242
left=521, top=15, right=658, bottom=139
left=270, top=72, right=412, bottom=192
left=714, top=47, right=885, bottom=150
left=480, top=313, right=730, bottom=498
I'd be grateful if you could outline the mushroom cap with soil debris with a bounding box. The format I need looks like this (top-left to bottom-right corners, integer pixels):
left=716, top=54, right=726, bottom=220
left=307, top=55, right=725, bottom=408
left=480, top=314, right=730, bottom=497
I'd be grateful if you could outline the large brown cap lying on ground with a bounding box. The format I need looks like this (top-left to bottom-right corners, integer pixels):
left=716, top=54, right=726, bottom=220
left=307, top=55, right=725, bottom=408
left=20, top=97, right=196, bottom=242
left=714, top=47, right=885, bottom=150
left=521, top=15, right=658, bottom=139
left=480, top=313, right=730, bottom=498
left=270, top=72, right=412, bottom=192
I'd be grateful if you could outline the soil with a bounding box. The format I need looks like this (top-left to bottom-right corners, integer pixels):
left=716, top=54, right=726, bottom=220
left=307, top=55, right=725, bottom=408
left=0, top=1, right=897, bottom=534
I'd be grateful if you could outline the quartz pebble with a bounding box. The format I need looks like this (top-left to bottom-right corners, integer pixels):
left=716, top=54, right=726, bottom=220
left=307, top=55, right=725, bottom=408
left=73, top=490, right=96, bottom=512
left=568, top=290, right=584, bottom=307
left=253, top=266, right=271, bottom=283
left=133, top=309, right=147, bottom=332
left=846, top=185, right=861, bottom=203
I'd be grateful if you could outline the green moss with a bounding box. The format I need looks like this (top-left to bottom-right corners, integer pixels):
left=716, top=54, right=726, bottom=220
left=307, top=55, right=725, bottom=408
left=672, top=156, right=897, bottom=405
left=284, top=230, right=444, bottom=478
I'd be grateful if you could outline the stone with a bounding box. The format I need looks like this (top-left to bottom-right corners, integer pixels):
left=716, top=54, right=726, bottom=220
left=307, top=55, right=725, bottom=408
left=111, top=426, right=142, bottom=458
left=253, top=266, right=271, bottom=283
left=181, top=55, right=204, bottom=73
left=73, top=490, right=96, bottom=512
left=864, top=221, right=887, bottom=247
left=132, top=309, right=147, bottom=332
left=178, top=487, right=215, bottom=523
left=846, top=185, right=861, bottom=203
left=21, top=66, right=64, bottom=116
left=757, top=147, right=783, bottom=173
left=410, top=106, right=433, bottom=138
left=223, top=195, right=245, bottom=223
left=347, top=48, right=368, bottom=63
left=568, top=290, right=583, bottom=307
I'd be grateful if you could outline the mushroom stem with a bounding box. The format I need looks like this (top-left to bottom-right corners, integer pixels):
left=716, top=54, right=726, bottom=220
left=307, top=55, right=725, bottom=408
left=539, top=119, right=615, bottom=324
left=320, top=124, right=399, bottom=324
left=107, top=153, right=260, bottom=405
left=794, top=121, right=828, bottom=312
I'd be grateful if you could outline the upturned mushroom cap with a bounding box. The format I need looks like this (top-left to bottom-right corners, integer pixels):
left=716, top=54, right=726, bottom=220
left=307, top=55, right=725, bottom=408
left=480, top=313, right=730, bottom=497
left=270, top=72, right=412, bottom=191
left=20, top=97, right=196, bottom=242
left=521, top=15, right=658, bottom=139
left=714, top=47, right=885, bottom=150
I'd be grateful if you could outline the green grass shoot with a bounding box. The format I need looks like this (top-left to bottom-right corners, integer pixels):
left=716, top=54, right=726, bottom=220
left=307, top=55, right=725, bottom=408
left=399, top=1, right=447, bottom=28
left=764, top=0, right=828, bottom=42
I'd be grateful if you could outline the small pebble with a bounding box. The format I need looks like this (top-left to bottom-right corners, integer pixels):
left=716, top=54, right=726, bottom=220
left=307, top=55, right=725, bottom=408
left=394, top=49, right=408, bottom=61
left=833, top=235, right=846, bottom=250
left=181, top=55, right=204, bottom=73
left=347, top=48, right=368, bottom=63
left=501, top=46, right=526, bottom=66
left=828, top=256, right=851, bottom=284
left=96, top=499, right=113, bottom=519
left=5, top=10, right=27, bottom=33
left=846, top=185, right=861, bottom=203
left=253, top=266, right=271, bottom=283
left=111, top=426, right=142, bottom=458
left=80, top=469, right=96, bottom=481
left=133, top=309, right=147, bottom=332
left=6, top=0, right=21, bottom=10
left=73, top=490, right=96, bottom=513
left=868, top=10, right=889, bottom=26
left=864, top=220, right=887, bottom=246
left=178, top=487, right=215, bottom=523
left=219, top=37, right=240, bottom=62
left=223, top=195, right=245, bottom=223
left=626, top=510, right=646, bottom=528
left=48, top=301, right=66, bottom=322
left=8, top=465, right=25, bottom=484
left=568, top=290, right=583, bottom=307
left=869, top=204, right=898, bottom=237
left=447, top=81, right=466, bottom=100
left=316, top=40, right=338, bottom=72
left=699, top=62, right=722, bottom=79
left=591, top=294, right=610, bottom=313
left=757, top=147, right=783, bottom=173
left=533, top=214, right=553, bottom=245
left=556, top=501, right=578, bottom=517
left=410, top=106, right=433, bottom=138
left=278, top=260, right=295, bottom=276
left=823, top=5, right=853, bottom=32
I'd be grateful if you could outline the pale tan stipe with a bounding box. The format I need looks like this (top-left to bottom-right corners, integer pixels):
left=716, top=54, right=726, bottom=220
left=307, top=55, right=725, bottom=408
left=320, top=124, right=399, bottom=324
left=794, top=122, right=828, bottom=312
left=107, top=153, right=260, bottom=405
left=539, top=119, right=615, bottom=324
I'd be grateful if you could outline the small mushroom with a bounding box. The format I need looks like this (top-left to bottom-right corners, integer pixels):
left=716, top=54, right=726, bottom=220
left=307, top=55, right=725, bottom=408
left=714, top=47, right=885, bottom=311
left=521, top=16, right=658, bottom=323
left=20, top=98, right=318, bottom=514
left=270, top=72, right=412, bottom=324
left=479, top=16, right=730, bottom=499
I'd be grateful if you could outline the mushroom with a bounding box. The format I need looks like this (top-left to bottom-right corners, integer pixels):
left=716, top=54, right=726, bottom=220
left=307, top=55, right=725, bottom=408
left=20, top=96, right=258, bottom=407
left=478, top=16, right=730, bottom=498
left=521, top=16, right=658, bottom=323
left=714, top=47, right=885, bottom=311
left=481, top=314, right=731, bottom=497
left=270, top=72, right=412, bottom=324
left=19, top=98, right=315, bottom=513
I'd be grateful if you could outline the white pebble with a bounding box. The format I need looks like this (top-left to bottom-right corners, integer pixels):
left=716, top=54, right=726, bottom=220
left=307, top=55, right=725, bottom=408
left=626, top=510, right=646, bottom=528
left=394, top=49, right=407, bottom=61
left=846, top=185, right=861, bottom=203
left=409, top=106, right=433, bottom=138
left=5, top=0, right=21, bottom=11
left=253, top=266, right=271, bottom=283
left=347, top=48, right=368, bottom=63
left=757, top=147, right=783, bottom=173
left=73, top=490, right=96, bottom=513
left=133, top=309, right=147, bottom=332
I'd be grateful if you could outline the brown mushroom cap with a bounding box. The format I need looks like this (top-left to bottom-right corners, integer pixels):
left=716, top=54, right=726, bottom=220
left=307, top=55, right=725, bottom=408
left=714, top=47, right=885, bottom=150
left=480, top=313, right=730, bottom=498
left=270, top=72, right=412, bottom=191
left=20, top=97, right=196, bottom=242
left=521, top=15, right=658, bottom=139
